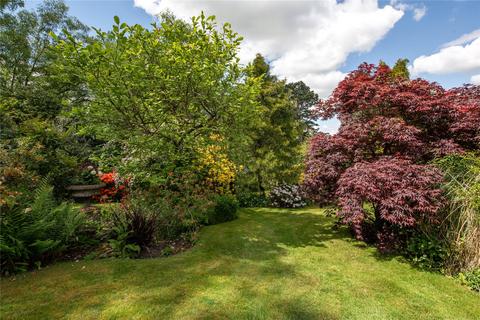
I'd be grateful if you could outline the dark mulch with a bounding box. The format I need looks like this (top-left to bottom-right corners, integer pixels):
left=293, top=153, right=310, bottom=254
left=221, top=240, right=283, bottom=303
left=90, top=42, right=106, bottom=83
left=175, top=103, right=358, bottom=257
left=60, top=247, right=95, bottom=261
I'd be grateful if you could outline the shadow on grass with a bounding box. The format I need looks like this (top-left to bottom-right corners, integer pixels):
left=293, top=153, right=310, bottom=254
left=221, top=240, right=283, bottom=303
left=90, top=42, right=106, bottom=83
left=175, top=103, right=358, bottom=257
left=1, top=207, right=349, bottom=319
left=3, top=207, right=467, bottom=319
left=349, top=236, right=444, bottom=276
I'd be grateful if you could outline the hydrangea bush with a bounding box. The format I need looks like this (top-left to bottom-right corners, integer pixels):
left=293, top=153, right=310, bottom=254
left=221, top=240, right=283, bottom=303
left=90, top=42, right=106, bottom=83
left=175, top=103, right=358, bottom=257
left=269, top=185, right=307, bottom=208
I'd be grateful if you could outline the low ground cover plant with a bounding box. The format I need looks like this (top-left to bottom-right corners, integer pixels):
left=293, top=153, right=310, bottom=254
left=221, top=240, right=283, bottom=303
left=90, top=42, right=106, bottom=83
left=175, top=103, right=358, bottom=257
left=457, top=269, right=480, bottom=293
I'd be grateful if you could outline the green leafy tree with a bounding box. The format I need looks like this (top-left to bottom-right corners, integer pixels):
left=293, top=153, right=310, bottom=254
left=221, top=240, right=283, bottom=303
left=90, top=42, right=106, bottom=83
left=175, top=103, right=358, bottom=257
left=0, top=0, right=90, bottom=199
left=0, top=0, right=23, bottom=13
left=55, top=13, right=260, bottom=185
left=0, top=0, right=88, bottom=120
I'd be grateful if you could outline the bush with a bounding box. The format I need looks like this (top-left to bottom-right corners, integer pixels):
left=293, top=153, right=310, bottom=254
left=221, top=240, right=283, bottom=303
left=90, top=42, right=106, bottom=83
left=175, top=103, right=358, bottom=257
left=269, top=184, right=306, bottom=208
left=114, top=180, right=212, bottom=244
left=153, top=191, right=211, bottom=240
left=0, top=119, right=85, bottom=199
left=336, top=158, right=443, bottom=250
left=96, top=171, right=129, bottom=203
left=457, top=269, right=480, bottom=293
left=404, top=233, right=447, bottom=270
left=0, top=182, right=85, bottom=275
left=104, top=189, right=238, bottom=257
left=109, top=199, right=158, bottom=256
left=204, top=194, right=239, bottom=225
left=236, top=191, right=268, bottom=208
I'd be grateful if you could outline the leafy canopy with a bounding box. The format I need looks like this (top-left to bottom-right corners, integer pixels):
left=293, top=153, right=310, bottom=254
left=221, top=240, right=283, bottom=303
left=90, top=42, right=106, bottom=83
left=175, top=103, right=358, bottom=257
left=55, top=13, right=260, bottom=184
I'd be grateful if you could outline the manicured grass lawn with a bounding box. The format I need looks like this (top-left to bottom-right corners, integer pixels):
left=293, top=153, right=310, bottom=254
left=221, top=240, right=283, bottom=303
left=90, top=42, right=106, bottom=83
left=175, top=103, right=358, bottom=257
left=1, top=208, right=478, bottom=319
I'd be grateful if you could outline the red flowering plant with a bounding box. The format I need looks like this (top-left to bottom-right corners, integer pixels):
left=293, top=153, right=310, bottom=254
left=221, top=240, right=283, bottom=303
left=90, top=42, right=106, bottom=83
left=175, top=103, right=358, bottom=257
left=95, top=171, right=129, bottom=203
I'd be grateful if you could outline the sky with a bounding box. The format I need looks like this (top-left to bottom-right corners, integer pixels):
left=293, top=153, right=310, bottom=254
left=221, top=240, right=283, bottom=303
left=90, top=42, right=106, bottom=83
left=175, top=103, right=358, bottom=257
left=26, top=0, right=480, bottom=133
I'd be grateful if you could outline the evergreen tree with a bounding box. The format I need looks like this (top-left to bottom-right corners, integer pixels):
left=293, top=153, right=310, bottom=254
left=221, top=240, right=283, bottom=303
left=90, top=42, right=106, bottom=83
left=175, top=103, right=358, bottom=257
left=391, top=58, right=410, bottom=80
left=240, top=54, right=304, bottom=193
left=286, top=81, right=319, bottom=138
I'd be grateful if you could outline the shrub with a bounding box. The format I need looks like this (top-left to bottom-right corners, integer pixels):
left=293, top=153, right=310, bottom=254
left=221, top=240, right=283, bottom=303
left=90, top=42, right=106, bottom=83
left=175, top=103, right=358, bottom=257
left=0, top=182, right=85, bottom=275
left=96, top=171, right=129, bottom=203
left=119, top=175, right=213, bottom=242
left=204, top=194, right=239, bottom=225
left=336, top=157, right=444, bottom=251
left=0, top=119, right=84, bottom=199
left=269, top=184, right=307, bottom=208
left=457, top=269, right=480, bottom=293
left=404, top=233, right=447, bottom=270
left=236, top=191, right=268, bottom=208
left=195, top=135, right=239, bottom=194
left=152, top=191, right=212, bottom=240
left=104, top=184, right=233, bottom=256
left=109, top=198, right=158, bottom=256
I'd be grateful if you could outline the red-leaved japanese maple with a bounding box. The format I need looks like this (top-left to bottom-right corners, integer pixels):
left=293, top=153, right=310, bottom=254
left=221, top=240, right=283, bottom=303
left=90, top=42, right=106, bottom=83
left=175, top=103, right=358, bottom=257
left=304, top=133, right=350, bottom=204
left=305, top=62, right=479, bottom=248
left=447, top=84, right=480, bottom=149
left=336, top=157, right=443, bottom=250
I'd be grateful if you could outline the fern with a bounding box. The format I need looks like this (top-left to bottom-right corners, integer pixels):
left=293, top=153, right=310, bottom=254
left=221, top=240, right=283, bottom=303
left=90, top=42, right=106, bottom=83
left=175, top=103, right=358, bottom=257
left=0, top=181, right=85, bottom=275
left=54, top=202, right=85, bottom=244
left=30, top=179, right=57, bottom=216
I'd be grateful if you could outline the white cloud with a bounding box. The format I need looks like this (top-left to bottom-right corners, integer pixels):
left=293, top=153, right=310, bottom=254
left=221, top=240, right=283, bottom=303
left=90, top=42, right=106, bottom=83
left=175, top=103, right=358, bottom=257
left=442, top=29, right=480, bottom=47
left=133, top=0, right=404, bottom=100
left=471, top=74, right=480, bottom=85
left=287, top=71, right=347, bottom=99
left=412, top=37, right=480, bottom=75
left=390, top=0, right=426, bottom=21
left=133, top=0, right=162, bottom=16
left=413, top=6, right=426, bottom=21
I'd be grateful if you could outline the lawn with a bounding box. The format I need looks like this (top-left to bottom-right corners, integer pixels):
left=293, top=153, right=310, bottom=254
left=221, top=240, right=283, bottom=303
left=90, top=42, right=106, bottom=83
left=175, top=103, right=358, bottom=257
left=1, top=208, right=478, bottom=320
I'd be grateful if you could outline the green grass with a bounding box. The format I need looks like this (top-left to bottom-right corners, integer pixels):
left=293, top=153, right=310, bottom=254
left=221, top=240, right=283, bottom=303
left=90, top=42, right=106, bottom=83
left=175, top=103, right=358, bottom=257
left=1, top=208, right=479, bottom=319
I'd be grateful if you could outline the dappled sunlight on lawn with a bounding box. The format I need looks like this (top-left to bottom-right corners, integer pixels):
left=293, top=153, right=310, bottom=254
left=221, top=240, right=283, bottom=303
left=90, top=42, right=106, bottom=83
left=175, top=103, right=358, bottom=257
left=1, top=208, right=479, bottom=320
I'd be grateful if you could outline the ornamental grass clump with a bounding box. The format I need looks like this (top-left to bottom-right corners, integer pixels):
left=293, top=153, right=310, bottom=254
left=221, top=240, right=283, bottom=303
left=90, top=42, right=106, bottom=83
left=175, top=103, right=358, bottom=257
left=435, top=154, right=480, bottom=274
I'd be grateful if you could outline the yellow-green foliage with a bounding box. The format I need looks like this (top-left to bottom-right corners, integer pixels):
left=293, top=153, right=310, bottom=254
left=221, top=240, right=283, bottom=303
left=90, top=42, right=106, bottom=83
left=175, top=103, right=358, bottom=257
left=195, top=135, right=240, bottom=194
